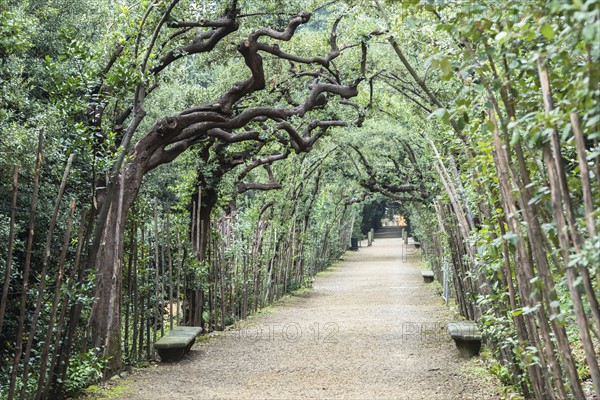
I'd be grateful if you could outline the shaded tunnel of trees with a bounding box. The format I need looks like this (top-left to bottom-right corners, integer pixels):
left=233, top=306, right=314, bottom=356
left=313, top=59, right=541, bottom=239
left=0, top=0, right=599, bottom=399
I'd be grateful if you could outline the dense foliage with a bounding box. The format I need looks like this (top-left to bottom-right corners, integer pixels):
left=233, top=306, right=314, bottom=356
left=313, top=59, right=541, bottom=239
left=0, top=0, right=598, bottom=399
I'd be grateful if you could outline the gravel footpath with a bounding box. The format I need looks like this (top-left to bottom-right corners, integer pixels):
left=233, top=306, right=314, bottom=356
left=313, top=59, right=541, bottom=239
left=115, top=238, right=501, bottom=400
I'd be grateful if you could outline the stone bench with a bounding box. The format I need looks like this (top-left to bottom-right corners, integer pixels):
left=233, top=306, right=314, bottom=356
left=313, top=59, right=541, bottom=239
left=448, top=321, right=482, bottom=358
left=154, top=326, right=202, bottom=362
left=421, top=271, right=434, bottom=283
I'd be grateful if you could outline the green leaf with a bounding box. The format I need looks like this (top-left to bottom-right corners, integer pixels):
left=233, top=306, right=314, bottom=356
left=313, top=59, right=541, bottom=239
left=404, top=17, right=417, bottom=28
left=432, top=108, right=447, bottom=119
left=583, top=24, right=596, bottom=42
left=510, top=129, right=521, bottom=146
left=541, top=24, right=555, bottom=40
left=523, top=304, right=540, bottom=315
left=584, top=113, right=600, bottom=128
left=440, top=57, right=452, bottom=77
left=503, top=231, right=519, bottom=244
left=495, top=31, right=508, bottom=42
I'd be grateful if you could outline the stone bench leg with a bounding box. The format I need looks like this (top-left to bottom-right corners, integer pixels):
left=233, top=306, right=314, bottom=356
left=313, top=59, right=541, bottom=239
left=185, top=338, right=196, bottom=353
left=453, top=338, right=481, bottom=358
left=157, top=347, right=187, bottom=362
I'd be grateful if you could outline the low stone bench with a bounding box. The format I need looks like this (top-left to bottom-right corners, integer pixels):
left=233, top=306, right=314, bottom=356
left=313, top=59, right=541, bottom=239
left=448, top=321, right=482, bottom=358
left=421, top=271, right=434, bottom=283
left=154, top=326, right=202, bottom=362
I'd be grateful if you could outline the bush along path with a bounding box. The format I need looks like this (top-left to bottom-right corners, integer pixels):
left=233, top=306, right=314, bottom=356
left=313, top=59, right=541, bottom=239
left=95, top=238, right=502, bottom=400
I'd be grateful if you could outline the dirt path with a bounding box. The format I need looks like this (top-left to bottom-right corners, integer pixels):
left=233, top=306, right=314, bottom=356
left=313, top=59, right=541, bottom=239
left=117, top=238, right=501, bottom=400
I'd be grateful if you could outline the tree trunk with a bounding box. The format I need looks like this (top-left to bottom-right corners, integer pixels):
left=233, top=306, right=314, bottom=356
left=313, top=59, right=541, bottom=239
left=186, top=187, right=217, bottom=327
left=89, top=161, right=144, bottom=375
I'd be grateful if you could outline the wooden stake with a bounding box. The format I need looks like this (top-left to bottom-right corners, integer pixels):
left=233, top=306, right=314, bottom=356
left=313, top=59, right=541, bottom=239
left=45, top=208, right=88, bottom=398
left=21, top=151, right=72, bottom=387
left=0, top=165, right=19, bottom=335
left=153, top=199, right=160, bottom=351
left=176, top=227, right=182, bottom=326
left=139, top=227, right=147, bottom=359
left=34, top=199, right=76, bottom=400
left=160, top=221, right=166, bottom=335
left=124, top=216, right=134, bottom=359
left=132, top=221, right=139, bottom=361
left=191, top=201, right=197, bottom=255
left=488, top=109, right=555, bottom=398
left=571, top=111, right=600, bottom=289
left=538, top=57, right=600, bottom=395
left=167, top=214, right=174, bottom=330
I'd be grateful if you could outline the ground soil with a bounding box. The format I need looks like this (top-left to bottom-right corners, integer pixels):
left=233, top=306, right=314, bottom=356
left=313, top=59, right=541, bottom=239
left=103, top=238, right=503, bottom=399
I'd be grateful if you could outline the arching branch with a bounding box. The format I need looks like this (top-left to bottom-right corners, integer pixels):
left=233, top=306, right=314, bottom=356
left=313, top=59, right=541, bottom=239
left=276, top=120, right=345, bottom=153
left=345, top=143, right=429, bottom=202
left=346, top=192, right=369, bottom=205
left=236, top=152, right=290, bottom=194
left=150, top=3, right=240, bottom=74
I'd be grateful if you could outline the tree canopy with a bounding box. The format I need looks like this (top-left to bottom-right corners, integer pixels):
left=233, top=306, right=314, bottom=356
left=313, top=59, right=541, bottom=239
left=1, top=0, right=599, bottom=399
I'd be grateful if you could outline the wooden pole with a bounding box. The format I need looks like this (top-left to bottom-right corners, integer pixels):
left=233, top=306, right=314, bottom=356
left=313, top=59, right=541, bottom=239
left=487, top=49, right=583, bottom=396
left=571, top=112, right=600, bottom=332
left=196, top=193, right=202, bottom=258
left=144, top=225, right=151, bottom=358
left=167, top=214, right=174, bottom=330
left=124, top=217, right=134, bottom=359
left=488, top=108, right=559, bottom=398
left=153, top=199, right=160, bottom=351
left=176, top=228, right=182, bottom=326
left=139, top=227, right=147, bottom=359
left=219, top=222, right=226, bottom=330
left=53, top=208, right=93, bottom=398
left=241, top=228, right=248, bottom=320
left=34, top=199, right=76, bottom=400
left=571, top=112, right=597, bottom=238
left=196, top=199, right=202, bottom=325
left=160, top=221, right=166, bottom=335
left=45, top=208, right=88, bottom=398
left=537, top=58, right=600, bottom=394
left=0, top=165, right=19, bottom=335
left=19, top=146, right=72, bottom=400
left=132, top=222, right=139, bottom=361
